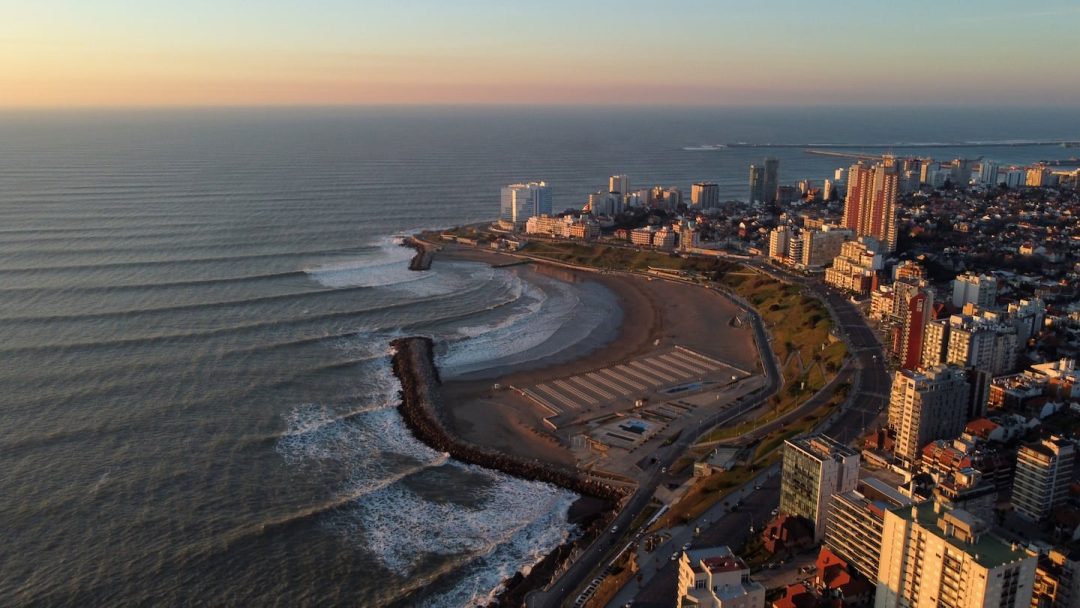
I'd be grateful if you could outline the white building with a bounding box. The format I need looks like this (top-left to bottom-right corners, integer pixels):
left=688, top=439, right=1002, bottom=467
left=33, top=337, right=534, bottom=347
left=952, top=272, right=998, bottom=310
left=500, top=182, right=552, bottom=227
left=675, top=546, right=765, bottom=608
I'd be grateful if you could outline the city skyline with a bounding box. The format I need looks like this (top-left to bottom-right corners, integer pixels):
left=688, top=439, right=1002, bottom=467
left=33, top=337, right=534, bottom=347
left=4, top=0, right=1080, bottom=108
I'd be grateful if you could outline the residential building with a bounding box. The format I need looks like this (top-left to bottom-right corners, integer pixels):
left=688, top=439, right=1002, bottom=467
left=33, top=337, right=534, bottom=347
left=894, top=260, right=926, bottom=281
left=979, top=160, right=1000, bottom=186
left=779, top=434, right=860, bottom=542
left=1031, top=547, right=1080, bottom=608
left=1007, top=298, right=1045, bottom=347
left=692, top=182, right=720, bottom=209
left=801, top=226, right=854, bottom=269
left=825, top=238, right=882, bottom=296
left=900, top=289, right=934, bottom=371
left=889, top=365, right=970, bottom=467
left=675, top=546, right=766, bottom=608
left=500, top=181, right=552, bottom=227
left=764, top=157, right=779, bottom=204
left=609, top=174, right=630, bottom=195
left=768, top=226, right=791, bottom=262
left=1028, top=359, right=1079, bottom=400
left=842, top=160, right=899, bottom=252
left=952, top=272, right=998, bottom=310
left=923, top=314, right=1019, bottom=377
left=749, top=165, right=767, bottom=204
left=1013, top=437, right=1076, bottom=523
left=876, top=502, right=1037, bottom=608
left=824, top=477, right=913, bottom=579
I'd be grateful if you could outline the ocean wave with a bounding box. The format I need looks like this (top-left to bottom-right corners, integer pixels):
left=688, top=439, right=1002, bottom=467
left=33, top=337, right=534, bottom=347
left=340, top=463, right=577, bottom=580
left=436, top=273, right=583, bottom=376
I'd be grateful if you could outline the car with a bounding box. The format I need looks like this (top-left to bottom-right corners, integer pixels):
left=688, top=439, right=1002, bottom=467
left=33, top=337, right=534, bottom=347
left=671, top=552, right=679, bottom=561
left=611, top=525, right=619, bottom=534
left=682, top=542, right=692, bottom=551
left=754, top=484, right=762, bottom=490
left=660, top=466, right=667, bottom=473
left=771, top=508, right=779, bottom=516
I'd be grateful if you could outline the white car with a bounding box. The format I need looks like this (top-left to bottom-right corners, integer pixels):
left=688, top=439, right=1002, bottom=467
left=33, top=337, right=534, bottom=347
left=671, top=552, right=679, bottom=561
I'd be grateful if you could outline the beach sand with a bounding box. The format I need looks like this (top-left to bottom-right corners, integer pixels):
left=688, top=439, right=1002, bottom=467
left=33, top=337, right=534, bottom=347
left=432, top=245, right=759, bottom=467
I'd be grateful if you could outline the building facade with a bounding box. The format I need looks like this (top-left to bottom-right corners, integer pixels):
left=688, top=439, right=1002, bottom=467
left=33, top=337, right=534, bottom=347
left=825, top=477, right=913, bottom=579
left=691, top=182, right=720, bottom=209
left=500, top=181, right=552, bottom=227
left=780, top=434, right=860, bottom=542
left=1012, top=437, right=1076, bottom=522
left=876, top=502, right=1036, bottom=608
left=889, top=365, right=971, bottom=467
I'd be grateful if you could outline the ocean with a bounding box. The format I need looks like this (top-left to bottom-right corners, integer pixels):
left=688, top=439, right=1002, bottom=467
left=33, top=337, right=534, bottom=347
left=0, top=106, right=1076, bottom=606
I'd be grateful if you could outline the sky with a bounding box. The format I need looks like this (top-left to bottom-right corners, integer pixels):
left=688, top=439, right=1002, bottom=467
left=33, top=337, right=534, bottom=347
left=3, top=0, right=1080, bottom=108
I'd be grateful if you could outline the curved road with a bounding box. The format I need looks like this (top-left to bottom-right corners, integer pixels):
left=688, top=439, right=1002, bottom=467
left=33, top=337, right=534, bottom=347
left=527, top=256, right=890, bottom=608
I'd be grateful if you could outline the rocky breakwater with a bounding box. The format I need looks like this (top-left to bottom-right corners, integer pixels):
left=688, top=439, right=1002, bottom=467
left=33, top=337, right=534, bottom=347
left=388, top=336, right=629, bottom=606
left=401, top=236, right=435, bottom=271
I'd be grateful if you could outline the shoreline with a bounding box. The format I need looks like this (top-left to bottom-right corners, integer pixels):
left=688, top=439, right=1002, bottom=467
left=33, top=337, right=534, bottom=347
left=390, top=236, right=760, bottom=607
left=388, top=336, right=627, bottom=606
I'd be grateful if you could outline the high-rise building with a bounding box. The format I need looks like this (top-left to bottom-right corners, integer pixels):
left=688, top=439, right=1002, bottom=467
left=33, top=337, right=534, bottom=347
left=824, top=477, right=913, bottom=579
left=1032, top=547, right=1080, bottom=608
left=779, top=434, right=859, bottom=541
left=500, top=182, right=552, bottom=227
left=842, top=160, right=899, bottom=252
left=876, top=502, right=1037, bottom=608
left=764, top=157, right=779, bottom=204
left=768, top=226, right=791, bottom=262
left=749, top=165, right=766, bottom=204
left=1005, top=169, right=1026, bottom=188
left=900, top=289, right=934, bottom=371
left=952, top=273, right=998, bottom=310
left=950, top=159, right=974, bottom=189
left=894, top=260, right=926, bottom=281
left=889, top=365, right=970, bottom=467
left=978, top=161, right=1000, bottom=185
left=608, top=174, right=630, bottom=195
left=1027, top=166, right=1050, bottom=187
left=943, top=314, right=1018, bottom=377
left=1012, top=436, right=1076, bottom=522
left=1007, top=298, right=1045, bottom=347
left=690, top=182, right=720, bottom=209
left=587, top=190, right=621, bottom=216
left=823, top=179, right=835, bottom=201
left=801, top=226, right=854, bottom=269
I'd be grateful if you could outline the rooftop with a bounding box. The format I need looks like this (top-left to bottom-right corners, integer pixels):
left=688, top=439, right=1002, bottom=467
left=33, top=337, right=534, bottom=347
left=894, top=501, right=1029, bottom=570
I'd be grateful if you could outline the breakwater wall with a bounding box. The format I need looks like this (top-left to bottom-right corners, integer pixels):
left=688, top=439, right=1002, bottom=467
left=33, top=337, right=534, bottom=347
left=388, top=336, right=629, bottom=502
left=402, top=237, right=435, bottom=271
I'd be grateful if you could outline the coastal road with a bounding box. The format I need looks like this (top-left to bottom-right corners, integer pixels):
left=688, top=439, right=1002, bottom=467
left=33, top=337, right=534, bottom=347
left=527, top=272, right=784, bottom=608
left=595, top=261, right=890, bottom=607
left=526, top=255, right=888, bottom=608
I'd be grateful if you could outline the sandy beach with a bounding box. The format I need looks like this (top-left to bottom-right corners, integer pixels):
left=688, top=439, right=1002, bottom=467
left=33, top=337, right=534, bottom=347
left=432, top=244, right=759, bottom=467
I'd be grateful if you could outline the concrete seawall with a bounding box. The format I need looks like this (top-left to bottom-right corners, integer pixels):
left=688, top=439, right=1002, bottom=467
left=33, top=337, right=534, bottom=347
left=389, top=336, right=629, bottom=502
left=402, top=237, right=435, bottom=271
left=389, top=336, right=629, bottom=606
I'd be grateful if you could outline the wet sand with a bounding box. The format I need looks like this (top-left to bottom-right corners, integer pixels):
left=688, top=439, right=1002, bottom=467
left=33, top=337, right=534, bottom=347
left=435, top=245, right=759, bottom=466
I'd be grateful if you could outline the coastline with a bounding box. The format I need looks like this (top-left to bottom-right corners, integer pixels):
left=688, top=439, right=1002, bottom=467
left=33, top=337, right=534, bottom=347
left=389, top=238, right=762, bottom=606
left=388, top=335, right=626, bottom=606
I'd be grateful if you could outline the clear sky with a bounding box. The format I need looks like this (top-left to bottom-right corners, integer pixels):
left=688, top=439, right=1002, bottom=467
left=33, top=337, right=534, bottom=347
left=3, top=0, right=1080, bottom=108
